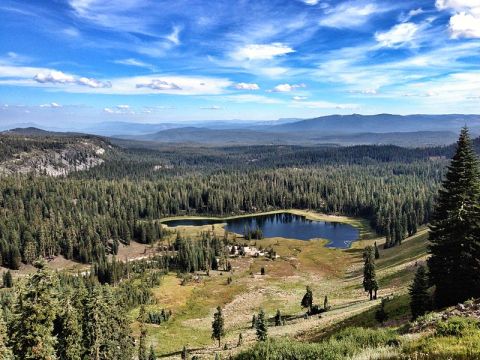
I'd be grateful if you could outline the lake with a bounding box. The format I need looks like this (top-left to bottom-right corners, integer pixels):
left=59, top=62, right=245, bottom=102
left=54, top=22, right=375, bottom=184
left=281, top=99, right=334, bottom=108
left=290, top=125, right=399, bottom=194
left=162, top=212, right=359, bottom=249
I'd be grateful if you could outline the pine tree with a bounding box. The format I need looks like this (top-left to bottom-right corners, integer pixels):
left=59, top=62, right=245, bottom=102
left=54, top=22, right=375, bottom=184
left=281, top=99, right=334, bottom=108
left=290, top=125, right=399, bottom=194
left=301, top=286, right=313, bottom=313
left=251, top=315, right=256, bottom=329
left=428, top=127, right=480, bottom=307
left=56, top=297, right=83, bottom=360
left=237, top=333, right=243, bottom=347
left=374, top=242, right=380, bottom=259
left=274, top=309, right=282, bottom=326
left=2, top=270, right=12, bottom=288
left=409, top=265, right=430, bottom=320
left=0, top=315, right=13, bottom=360
left=375, top=298, right=388, bottom=325
left=181, top=345, right=188, bottom=360
left=363, top=247, right=378, bottom=300
left=148, top=344, right=156, bottom=360
left=9, top=261, right=59, bottom=360
left=211, top=306, right=225, bottom=347
left=138, top=305, right=147, bottom=360
left=255, top=309, right=267, bottom=342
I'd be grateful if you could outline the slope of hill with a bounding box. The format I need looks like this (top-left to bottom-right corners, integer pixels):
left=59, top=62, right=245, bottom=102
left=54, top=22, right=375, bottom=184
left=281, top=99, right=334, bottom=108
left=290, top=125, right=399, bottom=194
left=0, top=128, right=112, bottom=176
left=272, top=114, right=480, bottom=134
left=123, top=126, right=458, bottom=147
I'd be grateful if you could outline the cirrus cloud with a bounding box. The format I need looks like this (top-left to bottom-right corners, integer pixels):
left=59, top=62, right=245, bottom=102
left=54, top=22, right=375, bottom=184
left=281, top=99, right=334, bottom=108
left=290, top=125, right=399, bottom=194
left=231, top=43, right=294, bottom=61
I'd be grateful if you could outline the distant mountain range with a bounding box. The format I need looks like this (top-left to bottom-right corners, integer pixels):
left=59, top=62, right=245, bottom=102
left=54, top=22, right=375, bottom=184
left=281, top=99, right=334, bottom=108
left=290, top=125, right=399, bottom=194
left=3, top=114, right=480, bottom=147
left=114, top=114, right=480, bottom=147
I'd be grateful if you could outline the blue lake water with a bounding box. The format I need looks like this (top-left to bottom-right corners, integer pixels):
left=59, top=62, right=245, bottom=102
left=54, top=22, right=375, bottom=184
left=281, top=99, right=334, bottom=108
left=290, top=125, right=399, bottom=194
left=162, top=212, right=359, bottom=249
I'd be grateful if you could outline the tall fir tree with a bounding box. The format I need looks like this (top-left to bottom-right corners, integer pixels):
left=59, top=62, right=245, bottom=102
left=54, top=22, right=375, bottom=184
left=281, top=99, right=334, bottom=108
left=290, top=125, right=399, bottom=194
left=138, top=305, right=148, bottom=360
left=428, top=127, right=480, bottom=307
left=148, top=344, right=156, bottom=360
left=409, top=265, right=430, bottom=320
left=0, top=315, right=13, bottom=360
left=363, top=247, right=378, bottom=300
left=55, top=296, right=83, bottom=360
left=301, top=286, right=313, bottom=313
left=9, top=261, right=59, bottom=360
left=255, top=309, right=268, bottom=342
left=211, top=306, right=225, bottom=347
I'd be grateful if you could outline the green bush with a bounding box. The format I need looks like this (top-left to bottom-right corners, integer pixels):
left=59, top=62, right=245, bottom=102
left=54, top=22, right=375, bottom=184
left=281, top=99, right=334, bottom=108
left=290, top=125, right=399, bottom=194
left=436, top=316, right=479, bottom=337
left=234, top=327, right=400, bottom=360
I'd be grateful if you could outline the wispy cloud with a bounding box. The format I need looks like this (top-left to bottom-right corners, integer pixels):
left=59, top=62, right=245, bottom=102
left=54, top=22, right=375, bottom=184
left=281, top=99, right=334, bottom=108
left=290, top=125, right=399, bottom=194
left=113, top=58, right=156, bottom=70
left=319, top=1, right=388, bottom=28
left=234, top=82, right=260, bottom=90
left=375, top=22, right=420, bottom=48
left=231, top=43, right=294, bottom=61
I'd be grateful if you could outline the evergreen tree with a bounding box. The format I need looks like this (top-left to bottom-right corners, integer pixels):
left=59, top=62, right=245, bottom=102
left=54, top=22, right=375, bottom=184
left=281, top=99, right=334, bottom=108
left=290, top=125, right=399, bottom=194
left=9, top=261, right=59, bottom=360
left=0, top=315, right=13, bottom=360
left=181, top=345, right=188, bottom=360
left=255, top=309, right=268, bottom=342
left=374, top=242, right=380, bottom=259
left=148, top=344, right=156, bottom=360
left=363, top=247, right=378, bottom=300
left=274, top=310, right=282, bottom=326
left=409, top=265, right=430, bottom=320
left=428, top=127, right=480, bottom=307
left=56, top=297, right=83, bottom=360
left=138, top=305, right=148, bottom=360
left=301, top=286, right=313, bottom=313
left=375, top=298, right=388, bottom=325
left=2, top=271, right=12, bottom=288
left=251, top=315, right=256, bottom=329
left=211, top=306, right=225, bottom=347
left=237, top=333, right=243, bottom=347
left=324, top=295, right=329, bottom=311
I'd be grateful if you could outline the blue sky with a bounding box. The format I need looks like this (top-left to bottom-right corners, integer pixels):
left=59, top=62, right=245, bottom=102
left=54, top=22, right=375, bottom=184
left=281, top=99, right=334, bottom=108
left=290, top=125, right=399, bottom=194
left=0, top=0, right=480, bottom=126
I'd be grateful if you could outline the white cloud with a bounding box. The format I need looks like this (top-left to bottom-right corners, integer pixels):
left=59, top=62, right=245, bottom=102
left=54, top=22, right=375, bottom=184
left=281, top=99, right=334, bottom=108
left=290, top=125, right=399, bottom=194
left=166, top=26, right=181, bottom=45
left=200, top=105, right=222, bottom=110
left=234, top=82, right=260, bottom=90
left=293, top=96, right=308, bottom=101
left=78, top=77, right=112, bottom=88
left=302, top=0, right=320, bottom=5
left=40, top=102, right=62, bottom=108
left=269, top=83, right=306, bottom=92
left=62, top=27, right=81, bottom=38
left=375, top=22, right=419, bottom=47
left=1, top=64, right=233, bottom=95
left=319, top=1, right=386, bottom=28
left=349, top=89, right=378, bottom=95
left=449, top=12, right=480, bottom=38
left=231, top=43, right=294, bottom=61
left=116, top=104, right=130, bottom=109
left=103, top=107, right=114, bottom=113
left=34, top=70, right=76, bottom=84
left=114, top=58, right=155, bottom=70
left=33, top=70, right=111, bottom=88
left=436, top=0, right=480, bottom=38
left=136, top=79, right=182, bottom=90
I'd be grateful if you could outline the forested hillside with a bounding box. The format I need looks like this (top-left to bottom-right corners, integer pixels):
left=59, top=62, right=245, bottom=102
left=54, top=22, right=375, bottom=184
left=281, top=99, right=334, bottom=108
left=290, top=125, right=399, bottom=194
left=0, top=129, right=451, bottom=269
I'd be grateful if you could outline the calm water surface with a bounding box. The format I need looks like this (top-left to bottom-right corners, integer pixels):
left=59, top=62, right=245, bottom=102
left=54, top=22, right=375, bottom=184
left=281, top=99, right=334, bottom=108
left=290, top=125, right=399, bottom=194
left=162, top=212, right=359, bottom=249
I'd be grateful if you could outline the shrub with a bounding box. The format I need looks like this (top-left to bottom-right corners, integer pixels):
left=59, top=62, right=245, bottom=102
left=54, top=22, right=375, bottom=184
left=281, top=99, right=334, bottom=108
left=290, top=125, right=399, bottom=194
left=436, top=317, right=479, bottom=337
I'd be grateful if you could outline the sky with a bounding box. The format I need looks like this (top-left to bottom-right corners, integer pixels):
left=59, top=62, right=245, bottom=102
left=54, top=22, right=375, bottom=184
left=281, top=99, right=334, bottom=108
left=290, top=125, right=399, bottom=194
left=0, top=0, right=480, bottom=127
